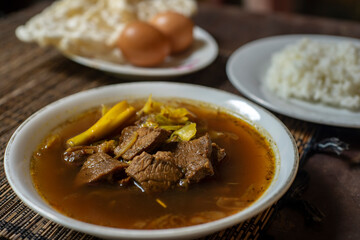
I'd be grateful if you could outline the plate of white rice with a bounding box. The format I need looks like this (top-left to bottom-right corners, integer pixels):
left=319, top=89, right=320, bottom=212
left=226, top=34, right=360, bottom=128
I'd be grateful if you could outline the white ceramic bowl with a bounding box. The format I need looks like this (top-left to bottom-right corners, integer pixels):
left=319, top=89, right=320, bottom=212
left=5, top=82, right=298, bottom=240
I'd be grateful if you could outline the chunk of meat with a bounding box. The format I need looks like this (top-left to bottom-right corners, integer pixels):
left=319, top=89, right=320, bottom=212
left=153, top=151, right=174, bottom=163
left=118, top=126, right=139, bottom=145
left=96, top=140, right=117, bottom=153
left=113, top=126, right=139, bottom=158
left=63, top=146, right=96, bottom=166
left=171, top=134, right=214, bottom=183
left=75, top=152, right=128, bottom=187
left=125, top=151, right=183, bottom=193
left=114, top=127, right=170, bottom=160
left=63, top=140, right=117, bottom=166
left=211, top=142, right=226, bottom=165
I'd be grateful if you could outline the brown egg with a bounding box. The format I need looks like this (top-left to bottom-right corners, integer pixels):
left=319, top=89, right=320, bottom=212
left=118, top=21, right=170, bottom=67
left=150, top=11, right=194, bottom=54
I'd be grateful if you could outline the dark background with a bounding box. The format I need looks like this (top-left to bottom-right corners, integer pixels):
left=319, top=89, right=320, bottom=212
left=3, top=0, right=360, bottom=22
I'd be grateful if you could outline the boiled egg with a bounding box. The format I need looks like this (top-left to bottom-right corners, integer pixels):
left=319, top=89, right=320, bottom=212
left=117, top=21, right=170, bottom=67
left=150, top=11, right=194, bottom=54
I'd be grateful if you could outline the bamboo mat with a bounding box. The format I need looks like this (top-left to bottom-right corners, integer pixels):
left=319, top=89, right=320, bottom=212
left=0, top=2, right=319, bottom=239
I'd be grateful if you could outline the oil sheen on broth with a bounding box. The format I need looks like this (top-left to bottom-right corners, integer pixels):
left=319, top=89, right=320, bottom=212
left=30, top=99, right=276, bottom=229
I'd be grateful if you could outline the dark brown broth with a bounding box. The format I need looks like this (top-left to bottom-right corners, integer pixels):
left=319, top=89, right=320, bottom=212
left=31, top=100, right=276, bottom=229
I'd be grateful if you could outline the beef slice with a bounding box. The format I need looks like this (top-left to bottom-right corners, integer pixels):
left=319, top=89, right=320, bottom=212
left=125, top=151, right=183, bottom=193
left=75, top=152, right=128, bottom=187
left=172, top=134, right=215, bottom=183
left=114, top=127, right=170, bottom=160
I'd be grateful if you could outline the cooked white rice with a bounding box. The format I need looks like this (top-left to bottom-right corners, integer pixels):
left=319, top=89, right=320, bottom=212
left=264, top=38, right=360, bottom=110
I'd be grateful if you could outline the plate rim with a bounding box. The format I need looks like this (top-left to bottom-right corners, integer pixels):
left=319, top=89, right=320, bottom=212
left=226, top=34, right=360, bottom=128
left=4, top=82, right=298, bottom=239
left=66, top=26, right=218, bottom=78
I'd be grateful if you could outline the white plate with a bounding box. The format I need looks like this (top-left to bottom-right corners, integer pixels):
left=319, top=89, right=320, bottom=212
left=226, top=34, right=360, bottom=128
left=67, top=27, right=218, bottom=79
left=5, top=82, right=298, bottom=240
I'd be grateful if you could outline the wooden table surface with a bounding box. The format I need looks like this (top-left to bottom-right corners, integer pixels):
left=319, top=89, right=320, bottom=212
left=1, top=1, right=360, bottom=239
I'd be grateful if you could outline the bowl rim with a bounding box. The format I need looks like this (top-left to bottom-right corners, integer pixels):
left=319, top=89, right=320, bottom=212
left=4, top=82, right=299, bottom=239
